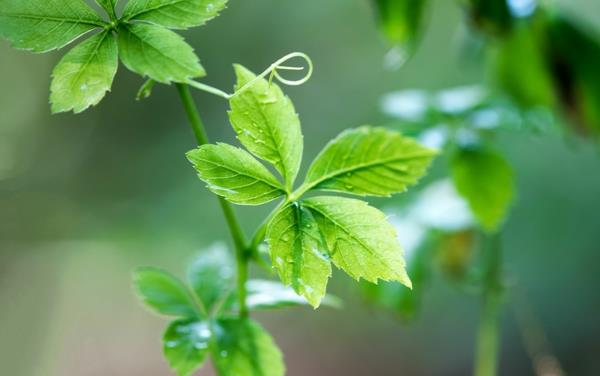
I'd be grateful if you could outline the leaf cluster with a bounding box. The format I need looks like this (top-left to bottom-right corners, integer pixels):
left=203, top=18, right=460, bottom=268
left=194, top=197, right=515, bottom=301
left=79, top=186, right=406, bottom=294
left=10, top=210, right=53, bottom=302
left=0, top=0, right=228, bottom=113
left=187, top=65, right=437, bottom=308
left=132, top=244, right=337, bottom=376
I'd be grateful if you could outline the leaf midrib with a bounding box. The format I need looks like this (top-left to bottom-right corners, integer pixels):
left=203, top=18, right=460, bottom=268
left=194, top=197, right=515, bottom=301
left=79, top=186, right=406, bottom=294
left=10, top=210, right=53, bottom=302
left=0, top=13, right=107, bottom=27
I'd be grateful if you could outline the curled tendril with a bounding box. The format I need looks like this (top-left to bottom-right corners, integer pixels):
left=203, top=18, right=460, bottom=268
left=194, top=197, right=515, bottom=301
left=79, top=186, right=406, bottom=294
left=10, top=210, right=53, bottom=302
left=184, top=52, right=314, bottom=100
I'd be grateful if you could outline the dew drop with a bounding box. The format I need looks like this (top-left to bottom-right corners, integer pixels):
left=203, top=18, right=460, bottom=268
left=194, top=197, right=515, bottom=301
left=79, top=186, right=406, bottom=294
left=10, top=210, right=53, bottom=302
left=220, top=350, right=228, bottom=358
left=80, top=83, right=88, bottom=91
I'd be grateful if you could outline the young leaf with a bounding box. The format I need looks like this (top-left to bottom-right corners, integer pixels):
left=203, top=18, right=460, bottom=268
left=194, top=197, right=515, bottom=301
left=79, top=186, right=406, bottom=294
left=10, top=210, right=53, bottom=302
left=50, top=31, right=118, bottom=114
left=118, top=23, right=205, bottom=84
left=0, top=0, right=105, bottom=53
left=246, top=280, right=341, bottom=310
left=266, top=203, right=331, bottom=307
left=213, top=318, right=285, bottom=376
left=124, top=0, right=228, bottom=30
left=163, top=319, right=211, bottom=376
left=450, top=148, right=514, bottom=232
left=95, top=0, right=118, bottom=19
left=228, top=65, right=303, bottom=190
left=187, top=243, right=234, bottom=312
left=132, top=267, right=199, bottom=317
left=303, top=196, right=412, bottom=287
left=186, top=143, right=286, bottom=206
left=304, top=127, right=436, bottom=197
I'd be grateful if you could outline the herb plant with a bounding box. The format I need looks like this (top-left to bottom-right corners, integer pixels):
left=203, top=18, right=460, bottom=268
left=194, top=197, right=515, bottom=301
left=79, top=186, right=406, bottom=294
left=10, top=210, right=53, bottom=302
left=0, top=1, right=437, bottom=375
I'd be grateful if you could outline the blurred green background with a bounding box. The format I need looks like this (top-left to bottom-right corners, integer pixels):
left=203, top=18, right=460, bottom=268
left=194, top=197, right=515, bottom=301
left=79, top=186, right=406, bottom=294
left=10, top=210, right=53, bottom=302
left=1, top=0, right=599, bottom=375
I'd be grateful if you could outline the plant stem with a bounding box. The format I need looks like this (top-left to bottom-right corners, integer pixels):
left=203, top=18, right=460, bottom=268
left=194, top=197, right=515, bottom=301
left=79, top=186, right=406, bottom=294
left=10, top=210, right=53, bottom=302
left=474, top=232, right=504, bottom=376
left=176, top=83, right=250, bottom=317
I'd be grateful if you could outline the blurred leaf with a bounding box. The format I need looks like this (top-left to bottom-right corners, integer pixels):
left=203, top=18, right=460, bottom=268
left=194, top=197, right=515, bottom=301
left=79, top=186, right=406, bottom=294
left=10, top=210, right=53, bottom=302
left=0, top=0, right=105, bottom=53
left=436, top=230, right=477, bottom=279
left=304, top=127, right=436, bottom=197
left=494, top=21, right=556, bottom=108
left=304, top=196, right=412, bottom=287
left=548, top=15, right=600, bottom=136
left=228, top=65, right=303, bottom=190
left=163, top=319, right=211, bottom=376
left=118, top=23, right=205, bottom=83
left=95, top=0, right=117, bottom=19
left=50, top=31, right=118, bottom=114
left=372, top=0, right=429, bottom=54
left=266, top=203, right=331, bottom=307
left=133, top=267, right=199, bottom=317
left=246, top=279, right=341, bottom=310
left=123, top=0, right=228, bottom=30
left=186, top=143, right=285, bottom=205
left=450, top=147, right=514, bottom=232
left=465, top=0, right=514, bottom=35
left=187, top=243, right=234, bottom=312
left=213, top=318, right=285, bottom=376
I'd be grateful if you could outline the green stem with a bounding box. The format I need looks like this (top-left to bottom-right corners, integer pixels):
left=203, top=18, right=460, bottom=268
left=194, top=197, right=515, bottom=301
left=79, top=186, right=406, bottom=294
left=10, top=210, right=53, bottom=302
left=176, top=83, right=250, bottom=317
left=474, top=232, right=504, bottom=376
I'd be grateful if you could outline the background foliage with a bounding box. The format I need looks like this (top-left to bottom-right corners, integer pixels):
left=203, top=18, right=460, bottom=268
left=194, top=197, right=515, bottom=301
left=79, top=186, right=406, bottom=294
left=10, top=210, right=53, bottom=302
left=1, top=0, right=600, bottom=375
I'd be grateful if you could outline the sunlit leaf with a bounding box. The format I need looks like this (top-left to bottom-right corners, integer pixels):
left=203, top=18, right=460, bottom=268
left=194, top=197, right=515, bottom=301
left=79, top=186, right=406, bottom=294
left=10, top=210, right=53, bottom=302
left=163, top=319, right=211, bottom=376
left=228, top=65, right=303, bottom=190
left=187, top=243, right=234, bottom=312
left=118, top=23, right=205, bottom=83
left=123, top=0, right=228, bottom=30
left=303, top=196, right=412, bottom=287
left=450, top=147, right=514, bottom=232
left=50, top=31, right=118, bottom=114
left=132, top=267, right=199, bottom=317
left=266, top=203, right=331, bottom=307
left=213, top=318, right=285, bottom=376
left=0, top=0, right=105, bottom=53
left=304, top=127, right=436, bottom=197
left=187, top=143, right=286, bottom=205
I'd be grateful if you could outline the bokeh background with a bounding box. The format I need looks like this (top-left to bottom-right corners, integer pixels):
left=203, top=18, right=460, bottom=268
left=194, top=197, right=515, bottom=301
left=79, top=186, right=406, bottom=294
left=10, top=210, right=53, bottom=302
left=1, top=0, right=599, bottom=375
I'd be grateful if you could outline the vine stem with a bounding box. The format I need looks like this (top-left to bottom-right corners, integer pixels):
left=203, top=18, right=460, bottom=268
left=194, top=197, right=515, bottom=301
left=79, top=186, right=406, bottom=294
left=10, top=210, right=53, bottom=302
left=176, top=83, right=250, bottom=317
left=474, top=231, right=504, bottom=376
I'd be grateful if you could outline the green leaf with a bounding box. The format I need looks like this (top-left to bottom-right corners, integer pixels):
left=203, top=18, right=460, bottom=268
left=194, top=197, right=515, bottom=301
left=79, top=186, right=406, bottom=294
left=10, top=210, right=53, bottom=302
left=187, top=243, right=234, bottom=312
left=163, top=319, right=211, bottom=376
left=213, top=318, right=285, bottom=376
left=372, top=0, right=429, bottom=51
left=132, top=267, right=199, bottom=317
left=266, top=203, right=331, bottom=307
left=228, top=65, right=303, bottom=190
left=118, top=23, right=205, bottom=84
left=246, top=280, right=341, bottom=310
left=186, top=143, right=286, bottom=206
left=50, top=31, right=118, bottom=114
left=0, top=0, right=105, bottom=53
left=124, top=0, right=228, bottom=30
left=303, top=196, right=412, bottom=287
left=304, top=127, right=436, bottom=197
left=95, top=0, right=118, bottom=19
left=450, top=147, right=514, bottom=232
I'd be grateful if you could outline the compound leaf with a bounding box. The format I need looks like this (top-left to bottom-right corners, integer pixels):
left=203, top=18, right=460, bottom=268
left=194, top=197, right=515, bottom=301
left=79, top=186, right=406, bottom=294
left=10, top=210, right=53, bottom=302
left=305, top=127, right=436, bottom=197
left=133, top=267, right=199, bottom=318
left=118, top=23, right=205, bottom=83
left=228, top=65, right=303, bottom=190
left=267, top=203, right=332, bottom=307
left=187, top=243, right=234, bottom=312
left=0, top=0, right=105, bottom=53
left=124, top=0, right=228, bottom=30
left=187, top=143, right=285, bottom=205
left=450, top=147, right=514, bottom=232
left=303, top=196, right=412, bottom=287
left=163, top=319, right=211, bottom=376
left=213, top=318, right=285, bottom=376
left=50, top=31, right=118, bottom=114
